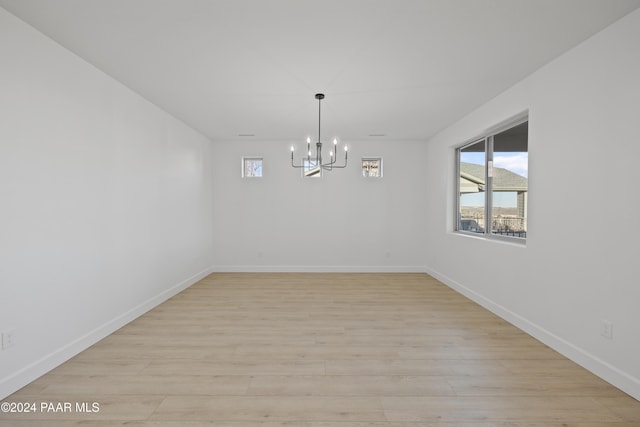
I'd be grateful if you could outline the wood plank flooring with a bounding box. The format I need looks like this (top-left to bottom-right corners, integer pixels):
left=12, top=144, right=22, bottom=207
left=2, top=272, right=639, bottom=426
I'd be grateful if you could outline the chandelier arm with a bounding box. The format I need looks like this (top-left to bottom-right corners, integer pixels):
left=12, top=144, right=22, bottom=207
left=291, top=153, right=308, bottom=168
left=323, top=150, right=347, bottom=167
left=321, top=160, right=335, bottom=169
left=321, top=155, right=339, bottom=167
left=325, top=161, right=347, bottom=169
left=326, top=152, right=348, bottom=169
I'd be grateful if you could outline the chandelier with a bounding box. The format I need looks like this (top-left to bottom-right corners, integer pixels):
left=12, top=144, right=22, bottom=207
left=290, top=93, right=348, bottom=176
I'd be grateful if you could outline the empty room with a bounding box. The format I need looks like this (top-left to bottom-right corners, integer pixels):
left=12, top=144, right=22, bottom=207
left=1, top=0, right=639, bottom=425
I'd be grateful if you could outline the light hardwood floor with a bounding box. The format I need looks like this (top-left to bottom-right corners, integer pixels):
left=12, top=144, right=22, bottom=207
left=2, top=273, right=639, bottom=426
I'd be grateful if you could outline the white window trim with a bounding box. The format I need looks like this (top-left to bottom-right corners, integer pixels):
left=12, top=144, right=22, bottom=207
left=362, top=157, right=383, bottom=178
left=302, top=158, right=322, bottom=178
left=455, top=111, right=528, bottom=243
left=242, top=157, right=263, bottom=178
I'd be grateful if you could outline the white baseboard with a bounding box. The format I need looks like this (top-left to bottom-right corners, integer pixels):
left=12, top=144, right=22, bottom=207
left=211, top=265, right=427, bottom=273
left=0, top=266, right=214, bottom=400
left=424, top=266, right=640, bottom=401
left=5, top=265, right=637, bottom=402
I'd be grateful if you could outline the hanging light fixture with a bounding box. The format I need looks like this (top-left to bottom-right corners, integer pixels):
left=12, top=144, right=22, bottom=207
left=290, top=93, right=348, bottom=176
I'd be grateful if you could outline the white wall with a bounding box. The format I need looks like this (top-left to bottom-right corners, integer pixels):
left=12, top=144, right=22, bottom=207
left=2, top=1, right=637, bottom=404
left=212, top=139, right=428, bottom=271
left=424, top=9, right=640, bottom=399
left=0, top=8, right=214, bottom=398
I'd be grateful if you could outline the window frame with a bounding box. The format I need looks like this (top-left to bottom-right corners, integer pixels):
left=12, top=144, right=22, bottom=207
left=302, top=159, right=322, bottom=177
left=361, top=157, right=383, bottom=178
left=242, top=157, right=263, bottom=178
left=455, top=113, right=528, bottom=243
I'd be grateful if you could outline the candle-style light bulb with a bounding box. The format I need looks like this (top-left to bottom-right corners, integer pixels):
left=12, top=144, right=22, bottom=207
left=333, top=138, right=338, bottom=145
left=344, top=145, right=348, bottom=151
left=290, top=145, right=295, bottom=152
left=330, top=151, right=334, bottom=157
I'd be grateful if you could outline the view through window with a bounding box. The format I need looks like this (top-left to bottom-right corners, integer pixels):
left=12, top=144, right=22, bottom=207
left=242, top=157, right=263, bottom=177
left=303, top=159, right=321, bottom=177
left=362, top=158, right=382, bottom=177
left=457, top=119, right=528, bottom=240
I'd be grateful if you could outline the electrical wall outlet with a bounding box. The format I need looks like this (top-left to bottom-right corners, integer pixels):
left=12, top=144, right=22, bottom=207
left=601, top=320, right=613, bottom=339
left=2, top=329, right=17, bottom=350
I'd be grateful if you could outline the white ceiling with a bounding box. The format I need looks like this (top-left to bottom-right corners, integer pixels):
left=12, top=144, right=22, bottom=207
left=2, top=0, right=639, bottom=142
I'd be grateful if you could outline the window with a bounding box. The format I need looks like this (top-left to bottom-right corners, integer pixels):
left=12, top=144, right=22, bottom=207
left=457, top=117, right=528, bottom=241
left=362, top=158, right=382, bottom=177
left=242, top=157, right=263, bottom=177
left=303, top=159, right=321, bottom=177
